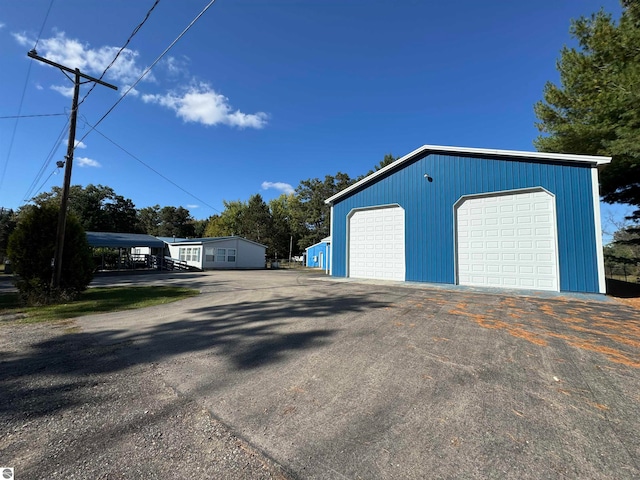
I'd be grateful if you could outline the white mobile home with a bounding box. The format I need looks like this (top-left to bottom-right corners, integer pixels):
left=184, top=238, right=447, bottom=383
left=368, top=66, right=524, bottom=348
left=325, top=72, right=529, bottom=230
left=167, top=236, right=266, bottom=270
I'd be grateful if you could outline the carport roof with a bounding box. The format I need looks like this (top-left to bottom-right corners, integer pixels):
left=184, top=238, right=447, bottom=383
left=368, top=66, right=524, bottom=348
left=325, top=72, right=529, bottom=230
left=86, top=232, right=165, bottom=248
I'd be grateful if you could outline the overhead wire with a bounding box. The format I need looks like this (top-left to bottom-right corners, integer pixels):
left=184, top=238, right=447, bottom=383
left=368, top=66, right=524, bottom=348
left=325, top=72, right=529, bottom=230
left=78, top=0, right=160, bottom=107
left=22, top=0, right=160, bottom=202
left=0, top=60, right=35, bottom=195
left=23, top=119, right=69, bottom=201
left=0, top=113, right=66, bottom=119
left=1, top=0, right=57, bottom=198
left=76, top=0, right=218, bottom=146
left=34, top=0, right=55, bottom=51
left=87, top=120, right=220, bottom=214
left=32, top=166, right=62, bottom=200
left=23, top=0, right=219, bottom=207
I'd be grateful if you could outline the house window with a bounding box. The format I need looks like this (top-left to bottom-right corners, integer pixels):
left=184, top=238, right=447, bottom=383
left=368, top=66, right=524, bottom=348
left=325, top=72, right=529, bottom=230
left=217, top=248, right=226, bottom=262
left=205, top=247, right=214, bottom=262
left=179, top=247, right=201, bottom=262
left=227, top=249, right=236, bottom=262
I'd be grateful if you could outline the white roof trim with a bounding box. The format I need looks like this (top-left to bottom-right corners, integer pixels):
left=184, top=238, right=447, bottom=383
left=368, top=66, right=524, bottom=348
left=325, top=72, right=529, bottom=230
left=305, top=237, right=331, bottom=251
left=168, top=236, right=267, bottom=248
left=324, top=144, right=612, bottom=204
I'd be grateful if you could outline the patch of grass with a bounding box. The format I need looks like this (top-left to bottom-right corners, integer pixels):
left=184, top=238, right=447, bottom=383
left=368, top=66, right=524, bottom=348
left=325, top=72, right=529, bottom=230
left=0, top=286, right=199, bottom=323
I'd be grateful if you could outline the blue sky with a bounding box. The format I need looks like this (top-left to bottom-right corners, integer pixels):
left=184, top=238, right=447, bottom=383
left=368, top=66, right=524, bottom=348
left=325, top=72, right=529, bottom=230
left=0, top=0, right=624, bottom=234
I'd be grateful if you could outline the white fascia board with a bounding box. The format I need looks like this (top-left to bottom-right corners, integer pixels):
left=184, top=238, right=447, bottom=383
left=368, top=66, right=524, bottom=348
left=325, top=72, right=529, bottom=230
left=305, top=242, right=322, bottom=252
left=198, top=236, right=267, bottom=248
left=324, top=144, right=612, bottom=205
left=305, top=237, right=332, bottom=251
left=329, top=204, right=334, bottom=276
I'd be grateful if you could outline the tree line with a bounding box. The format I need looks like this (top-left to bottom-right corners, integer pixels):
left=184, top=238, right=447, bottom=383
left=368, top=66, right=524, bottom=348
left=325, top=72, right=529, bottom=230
left=5, top=0, right=640, bottom=299
left=534, top=0, right=640, bottom=277
left=0, top=154, right=396, bottom=261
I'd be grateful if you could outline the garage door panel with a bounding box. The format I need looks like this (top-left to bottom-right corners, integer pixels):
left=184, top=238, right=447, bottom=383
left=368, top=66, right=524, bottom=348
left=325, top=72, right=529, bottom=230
left=349, top=207, right=405, bottom=281
left=456, top=190, right=559, bottom=291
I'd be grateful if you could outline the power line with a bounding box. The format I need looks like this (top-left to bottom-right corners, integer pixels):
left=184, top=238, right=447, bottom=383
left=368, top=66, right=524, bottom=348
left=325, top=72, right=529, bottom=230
left=18, top=0, right=158, bottom=202
left=21, top=0, right=155, bottom=202
left=32, top=165, right=62, bottom=200
left=0, top=0, right=55, bottom=195
left=78, top=0, right=160, bottom=107
left=0, top=113, right=66, bottom=119
left=88, top=122, right=220, bottom=214
left=0, top=61, right=34, bottom=194
left=34, top=0, right=56, bottom=51
left=23, top=119, right=69, bottom=201
left=21, top=0, right=217, bottom=205
left=76, top=0, right=218, bottom=146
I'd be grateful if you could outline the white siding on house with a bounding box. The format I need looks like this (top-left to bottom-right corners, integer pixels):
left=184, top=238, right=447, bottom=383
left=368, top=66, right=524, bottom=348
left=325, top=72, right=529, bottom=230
left=167, top=244, right=203, bottom=269
left=201, top=238, right=265, bottom=269
left=167, top=237, right=265, bottom=270
left=236, top=239, right=266, bottom=268
left=202, top=238, right=238, bottom=269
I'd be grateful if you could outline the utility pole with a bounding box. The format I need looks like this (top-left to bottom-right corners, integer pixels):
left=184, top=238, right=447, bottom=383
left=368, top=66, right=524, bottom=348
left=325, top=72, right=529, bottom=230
left=27, top=50, right=117, bottom=289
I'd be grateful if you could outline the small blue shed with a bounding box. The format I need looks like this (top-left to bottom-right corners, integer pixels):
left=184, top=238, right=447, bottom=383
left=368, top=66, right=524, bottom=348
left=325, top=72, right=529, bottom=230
left=305, top=237, right=331, bottom=272
left=325, top=145, right=611, bottom=294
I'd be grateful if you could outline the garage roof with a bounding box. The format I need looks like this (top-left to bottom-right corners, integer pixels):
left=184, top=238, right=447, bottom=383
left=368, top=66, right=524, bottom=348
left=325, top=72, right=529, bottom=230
left=325, top=145, right=612, bottom=204
left=86, top=232, right=165, bottom=248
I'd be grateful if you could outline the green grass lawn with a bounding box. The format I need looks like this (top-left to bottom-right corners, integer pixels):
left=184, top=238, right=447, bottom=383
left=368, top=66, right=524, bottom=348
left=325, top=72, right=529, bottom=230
left=0, top=286, right=200, bottom=323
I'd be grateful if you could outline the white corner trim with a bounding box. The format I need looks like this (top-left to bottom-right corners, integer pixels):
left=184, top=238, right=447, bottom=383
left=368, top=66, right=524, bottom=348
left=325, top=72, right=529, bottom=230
left=329, top=204, right=334, bottom=276
left=592, top=168, right=607, bottom=293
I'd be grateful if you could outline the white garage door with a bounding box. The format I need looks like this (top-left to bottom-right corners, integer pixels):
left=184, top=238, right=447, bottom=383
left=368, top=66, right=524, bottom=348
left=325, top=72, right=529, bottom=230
left=456, top=190, right=559, bottom=291
left=349, top=206, right=405, bottom=281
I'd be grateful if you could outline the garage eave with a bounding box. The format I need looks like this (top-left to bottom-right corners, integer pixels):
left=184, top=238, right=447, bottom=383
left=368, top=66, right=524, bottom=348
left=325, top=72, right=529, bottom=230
left=324, top=145, right=612, bottom=205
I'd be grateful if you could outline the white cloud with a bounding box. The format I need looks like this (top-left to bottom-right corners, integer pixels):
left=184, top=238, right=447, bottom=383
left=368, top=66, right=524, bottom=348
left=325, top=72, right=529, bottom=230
left=67, top=140, right=86, bottom=149
left=18, top=32, right=267, bottom=128
left=0, top=23, right=5, bottom=30
left=17, top=31, right=153, bottom=88
left=121, top=85, right=140, bottom=97
left=50, top=84, right=74, bottom=98
left=142, top=83, right=268, bottom=129
left=164, top=56, right=190, bottom=77
left=12, top=32, right=29, bottom=45
left=186, top=204, right=199, bottom=210
left=76, top=157, right=100, bottom=168
left=262, top=181, right=294, bottom=195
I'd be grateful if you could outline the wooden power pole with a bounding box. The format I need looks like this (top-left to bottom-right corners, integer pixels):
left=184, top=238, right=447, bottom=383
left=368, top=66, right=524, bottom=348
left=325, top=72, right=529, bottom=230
left=27, top=50, right=118, bottom=289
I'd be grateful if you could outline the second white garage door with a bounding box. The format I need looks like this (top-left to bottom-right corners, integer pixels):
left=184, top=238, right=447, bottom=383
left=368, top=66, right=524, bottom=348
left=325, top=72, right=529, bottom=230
left=348, top=206, right=405, bottom=281
left=456, top=189, right=559, bottom=291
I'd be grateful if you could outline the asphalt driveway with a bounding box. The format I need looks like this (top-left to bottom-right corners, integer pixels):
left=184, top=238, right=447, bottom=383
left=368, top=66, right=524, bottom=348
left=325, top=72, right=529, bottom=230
left=2, top=270, right=639, bottom=479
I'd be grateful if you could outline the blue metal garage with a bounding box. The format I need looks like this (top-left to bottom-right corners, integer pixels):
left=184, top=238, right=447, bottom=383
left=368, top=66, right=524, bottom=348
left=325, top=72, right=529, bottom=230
left=325, top=145, right=611, bottom=294
left=305, top=237, right=331, bottom=271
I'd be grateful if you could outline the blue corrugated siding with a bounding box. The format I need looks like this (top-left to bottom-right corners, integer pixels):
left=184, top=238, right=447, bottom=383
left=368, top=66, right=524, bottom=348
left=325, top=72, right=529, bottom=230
left=306, top=242, right=331, bottom=270
left=331, top=153, right=600, bottom=293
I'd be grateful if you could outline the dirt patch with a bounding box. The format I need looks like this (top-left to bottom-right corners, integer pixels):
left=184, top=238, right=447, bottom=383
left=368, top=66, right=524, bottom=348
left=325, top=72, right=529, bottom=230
left=448, top=294, right=640, bottom=369
left=617, top=297, right=640, bottom=309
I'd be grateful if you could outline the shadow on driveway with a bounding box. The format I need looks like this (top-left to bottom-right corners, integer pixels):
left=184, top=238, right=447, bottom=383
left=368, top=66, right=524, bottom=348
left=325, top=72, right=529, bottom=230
left=0, top=290, right=388, bottom=419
